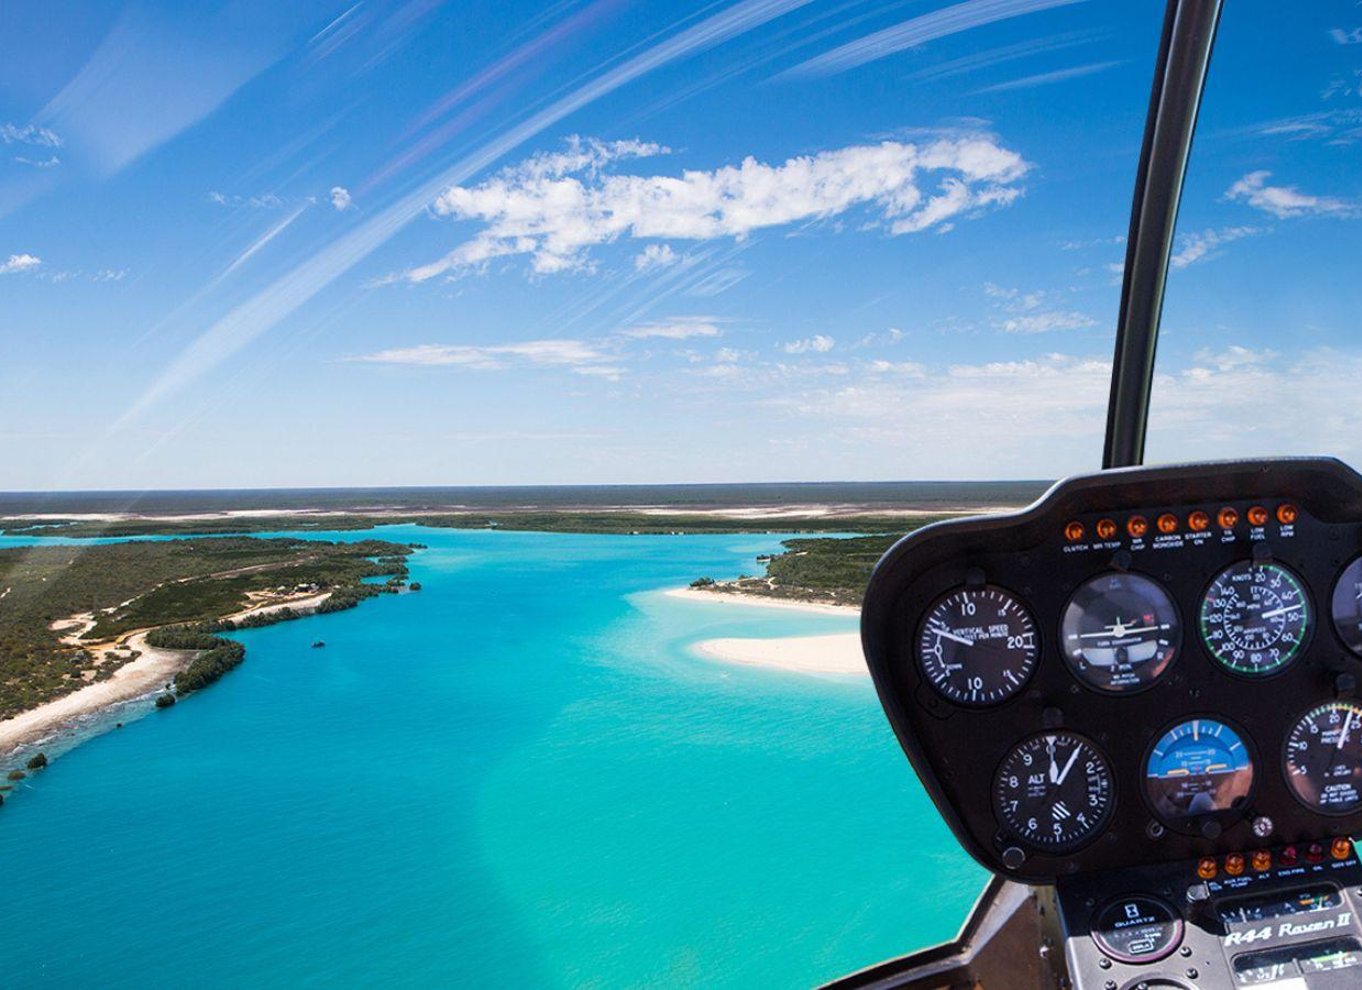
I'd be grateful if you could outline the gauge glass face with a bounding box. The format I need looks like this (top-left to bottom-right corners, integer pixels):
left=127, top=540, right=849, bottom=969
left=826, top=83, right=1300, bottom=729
left=916, top=586, right=1038, bottom=706
left=994, top=732, right=1114, bottom=852
left=1284, top=702, right=1362, bottom=814
left=1144, top=718, right=1254, bottom=827
left=1199, top=561, right=1312, bottom=675
left=1331, top=557, right=1362, bottom=657
left=1060, top=572, right=1180, bottom=693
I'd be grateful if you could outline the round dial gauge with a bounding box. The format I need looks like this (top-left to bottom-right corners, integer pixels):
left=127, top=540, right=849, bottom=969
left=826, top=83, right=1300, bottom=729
left=1285, top=702, right=1362, bottom=815
left=1331, top=557, right=1362, bottom=657
left=1199, top=561, right=1312, bottom=675
left=1060, top=572, right=1180, bottom=693
left=1144, top=718, right=1254, bottom=827
left=916, top=586, right=1038, bottom=706
left=994, top=732, right=1114, bottom=852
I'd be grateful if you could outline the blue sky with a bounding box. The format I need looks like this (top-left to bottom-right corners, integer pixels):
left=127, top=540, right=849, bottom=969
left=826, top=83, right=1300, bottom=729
left=1, top=0, right=1359, bottom=489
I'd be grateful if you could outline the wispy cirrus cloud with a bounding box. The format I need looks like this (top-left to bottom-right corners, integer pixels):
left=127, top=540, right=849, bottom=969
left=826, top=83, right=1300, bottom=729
left=118, top=0, right=817, bottom=426
left=971, top=59, right=1122, bottom=94
left=37, top=7, right=307, bottom=174
left=348, top=339, right=619, bottom=379
left=406, top=133, right=1028, bottom=280
left=999, top=310, right=1096, bottom=333
left=1226, top=171, right=1357, bottom=219
left=13, top=155, right=61, bottom=169
left=208, top=191, right=286, bottom=210
left=1169, top=225, right=1263, bottom=269
left=906, top=30, right=1098, bottom=83
left=0, top=123, right=62, bottom=148
left=619, top=317, right=723, bottom=340
left=985, top=282, right=1096, bottom=333
left=0, top=253, right=42, bottom=275
left=785, top=0, right=1085, bottom=78
left=1252, top=108, right=1362, bottom=143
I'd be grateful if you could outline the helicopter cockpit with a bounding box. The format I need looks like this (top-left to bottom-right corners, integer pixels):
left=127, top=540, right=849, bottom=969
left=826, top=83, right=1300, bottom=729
left=827, top=3, right=1362, bottom=988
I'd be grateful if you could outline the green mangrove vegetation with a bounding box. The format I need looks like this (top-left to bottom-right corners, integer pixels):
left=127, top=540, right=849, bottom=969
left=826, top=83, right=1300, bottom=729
left=0, top=536, right=414, bottom=719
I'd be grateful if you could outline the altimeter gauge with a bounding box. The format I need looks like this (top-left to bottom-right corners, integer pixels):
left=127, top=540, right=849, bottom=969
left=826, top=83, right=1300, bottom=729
left=1144, top=718, right=1254, bottom=828
left=1060, top=572, right=1180, bottom=693
left=1200, top=561, right=1312, bottom=675
left=916, top=586, right=1038, bottom=706
left=994, top=732, right=1114, bottom=852
left=1284, top=702, right=1362, bottom=815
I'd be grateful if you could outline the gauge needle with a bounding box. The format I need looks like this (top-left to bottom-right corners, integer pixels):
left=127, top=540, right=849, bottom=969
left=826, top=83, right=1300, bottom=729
left=1260, top=604, right=1302, bottom=620
left=1055, top=746, right=1081, bottom=786
left=1339, top=709, right=1355, bottom=751
left=1047, top=737, right=1059, bottom=783
left=1079, top=625, right=1159, bottom=637
left=930, top=625, right=974, bottom=647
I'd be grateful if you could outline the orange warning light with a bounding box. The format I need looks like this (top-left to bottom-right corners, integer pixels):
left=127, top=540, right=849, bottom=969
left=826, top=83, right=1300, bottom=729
left=1157, top=513, right=1179, bottom=534
left=1332, top=837, right=1353, bottom=860
left=1064, top=521, right=1085, bottom=542
left=1095, top=518, right=1118, bottom=540
left=1188, top=511, right=1210, bottom=532
left=1197, top=857, right=1217, bottom=880
left=1277, top=503, right=1299, bottom=525
left=1247, top=506, right=1269, bottom=527
left=1218, top=507, right=1239, bottom=529
left=1127, top=516, right=1149, bottom=538
left=1251, top=850, right=1271, bottom=872
left=1225, top=853, right=1246, bottom=876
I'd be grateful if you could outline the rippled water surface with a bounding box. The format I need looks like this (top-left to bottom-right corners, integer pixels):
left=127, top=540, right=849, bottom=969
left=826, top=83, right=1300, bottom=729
left=0, top=527, right=983, bottom=988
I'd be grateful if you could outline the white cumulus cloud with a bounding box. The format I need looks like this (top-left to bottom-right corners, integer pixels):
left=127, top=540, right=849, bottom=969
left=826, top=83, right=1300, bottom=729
left=330, top=186, right=352, bottom=211
left=407, top=133, right=1028, bottom=280
left=0, top=253, right=42, bottom=275
left=1225, top=171, right=1356, bottom=219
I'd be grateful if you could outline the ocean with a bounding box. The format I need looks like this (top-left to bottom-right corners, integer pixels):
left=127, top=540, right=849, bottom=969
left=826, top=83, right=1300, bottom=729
left=0, top=526, right=984, bottom=988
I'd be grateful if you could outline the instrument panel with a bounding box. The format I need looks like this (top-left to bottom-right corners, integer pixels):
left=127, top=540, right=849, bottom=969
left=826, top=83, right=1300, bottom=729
left=861, top=458, right=1362, bottom=883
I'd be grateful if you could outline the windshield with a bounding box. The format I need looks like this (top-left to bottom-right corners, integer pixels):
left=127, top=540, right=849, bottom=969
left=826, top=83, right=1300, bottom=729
left=1, top=3, right=1160, bottom=987
left=1148, top=1, right=1362, bottom=463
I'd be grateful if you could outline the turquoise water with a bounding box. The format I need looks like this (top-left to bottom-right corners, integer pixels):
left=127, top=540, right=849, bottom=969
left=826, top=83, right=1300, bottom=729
left=0, top=528, right=984, bottom=988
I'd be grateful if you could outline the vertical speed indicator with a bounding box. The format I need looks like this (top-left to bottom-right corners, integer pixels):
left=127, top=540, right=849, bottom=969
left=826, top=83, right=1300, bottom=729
left=916, top=586, right=1038, bottom=706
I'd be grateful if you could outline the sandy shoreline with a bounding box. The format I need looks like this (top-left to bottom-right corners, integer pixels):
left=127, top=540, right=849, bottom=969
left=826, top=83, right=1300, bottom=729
left=0, top=590, right=336, bottom=761
left=693, top=633, right=867, bottom=676
left=665, top=586, right=867, bottom=676
left=1, top=504, right=1016, bottom=525
left=0, top=630, right=189, bottom=758
left=664, top=586, right=860, bottom=615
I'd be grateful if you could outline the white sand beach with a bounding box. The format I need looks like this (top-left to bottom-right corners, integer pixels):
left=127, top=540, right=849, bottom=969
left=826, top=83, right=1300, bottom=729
left=667, top=587, right=867, bottom=676
left=0, top=630, right=190, bottom=757
left=664, top=586, right=859, bottom=615
left=693, top=633, right=867, bottom=676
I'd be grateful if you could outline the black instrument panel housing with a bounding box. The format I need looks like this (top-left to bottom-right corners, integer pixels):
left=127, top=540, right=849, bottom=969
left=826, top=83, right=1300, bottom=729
left=861, top=457, right=1362, bottom=884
